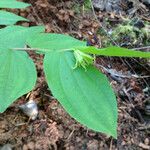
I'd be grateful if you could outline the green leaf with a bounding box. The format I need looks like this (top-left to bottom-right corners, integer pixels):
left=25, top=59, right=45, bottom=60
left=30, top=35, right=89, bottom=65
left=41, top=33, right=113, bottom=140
left=0, top=0, right=30, bottom=9
left=0, top=25, right=44, bottom=112
left=44, top=50, right=117, bottom=138
left=27, top=33, right=86, bottom=52
left=27, top=33, right=150, bottom=58
left=0, top=10, right=28, bottom=25
left=0, top=25, right=44, bottom=51
left=27, top=33, right=117, bottom=137
left=0, top=49, right=36, bottom=113
left=79, top=46, right=150, bottom=58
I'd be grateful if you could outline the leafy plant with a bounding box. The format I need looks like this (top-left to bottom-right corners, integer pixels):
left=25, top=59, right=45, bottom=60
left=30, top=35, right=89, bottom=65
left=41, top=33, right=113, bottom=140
left=0, top=0, right=150, bottom=138
left=0, top=0, right=29, bottom=25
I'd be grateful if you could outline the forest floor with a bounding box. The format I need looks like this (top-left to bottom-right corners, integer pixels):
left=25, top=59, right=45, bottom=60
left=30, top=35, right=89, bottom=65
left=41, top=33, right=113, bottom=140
left=0, top=0, right=150, bottom=150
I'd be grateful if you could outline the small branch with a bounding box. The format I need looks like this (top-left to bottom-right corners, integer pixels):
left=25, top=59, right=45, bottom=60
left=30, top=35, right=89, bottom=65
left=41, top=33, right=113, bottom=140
left=89, top=0, right=119, bottom=46
left=96, top=64, right=150, bottom=79
left=11, top=47, right=73, bottom=52
left=139, top=123, right=150, bottom=130
left=133, top=46, right=150, bottom=50
left=12, top=47, right=53, bottom=52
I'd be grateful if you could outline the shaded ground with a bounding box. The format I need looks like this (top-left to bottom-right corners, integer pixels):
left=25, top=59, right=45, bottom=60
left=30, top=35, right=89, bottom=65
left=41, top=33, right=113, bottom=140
left=0, top=0, right=150, bottom=149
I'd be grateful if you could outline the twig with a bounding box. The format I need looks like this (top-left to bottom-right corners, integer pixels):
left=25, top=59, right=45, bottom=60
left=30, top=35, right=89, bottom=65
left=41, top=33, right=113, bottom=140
left=109, top=138, right=113, bottom=150
left=139, top=123, right=150, bottom=130
left=67, top=128, right=75, bottom=141
left=138, top=142, right=150, bottom=150
left=123, top=87, right=145, bottom=123
left=96, top=64, right=150, bottom=79
left=133, top=46, right=150, bottom=50
left=15, top=123, right=27, bottom=127
left=89, top=0, right=119, bottom=46
left=29, top=0, right=44, bottom=25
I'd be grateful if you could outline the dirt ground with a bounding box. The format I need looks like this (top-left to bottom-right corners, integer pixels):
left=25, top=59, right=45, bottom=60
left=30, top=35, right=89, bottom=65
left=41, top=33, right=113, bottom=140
left=0, top=0, right=150, bottom=149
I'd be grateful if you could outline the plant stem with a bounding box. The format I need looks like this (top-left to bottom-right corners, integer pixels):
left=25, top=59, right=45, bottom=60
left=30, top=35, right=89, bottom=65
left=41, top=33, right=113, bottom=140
left=12, top=48, right=40, bottom=51
left=12, top=47, right=54, bottom=52
left=11, top=47, right=74, bottom=52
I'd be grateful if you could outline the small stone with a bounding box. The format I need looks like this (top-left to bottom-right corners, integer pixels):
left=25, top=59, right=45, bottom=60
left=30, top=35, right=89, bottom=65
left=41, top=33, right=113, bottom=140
left=144, top=138, right=149, bottom=145
left=27, top=141, right=35, bottom=149
left=18, top=100, right=38, bottom=120
left=87, top=140, right=99, bottom=150
left=23, top=145, right=28, bottom=150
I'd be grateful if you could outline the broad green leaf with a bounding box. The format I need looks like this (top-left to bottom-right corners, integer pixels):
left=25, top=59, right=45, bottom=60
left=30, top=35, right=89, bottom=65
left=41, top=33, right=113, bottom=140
left=44, top=50, right=117, bottom=138
left=27, top=33, right=150, bottom=58
left=0, top=26, right=44, bottom=112
left=0, top=49, right=36, bottom=113
left=0, top=0, right=30, bottom=9
left=28, top=33, right=117, bottom=137
left=79, top=46, right=150, bottom=58
left=27, top=33, right=86, bottom=52
left=0, top=10, right=28, bottom=25
left=0, top=25, right=44, bottom=51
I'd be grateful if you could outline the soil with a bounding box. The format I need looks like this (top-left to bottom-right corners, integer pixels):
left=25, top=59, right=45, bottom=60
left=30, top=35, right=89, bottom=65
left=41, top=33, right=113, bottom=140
left=0, top=0, right=150, bottom=150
